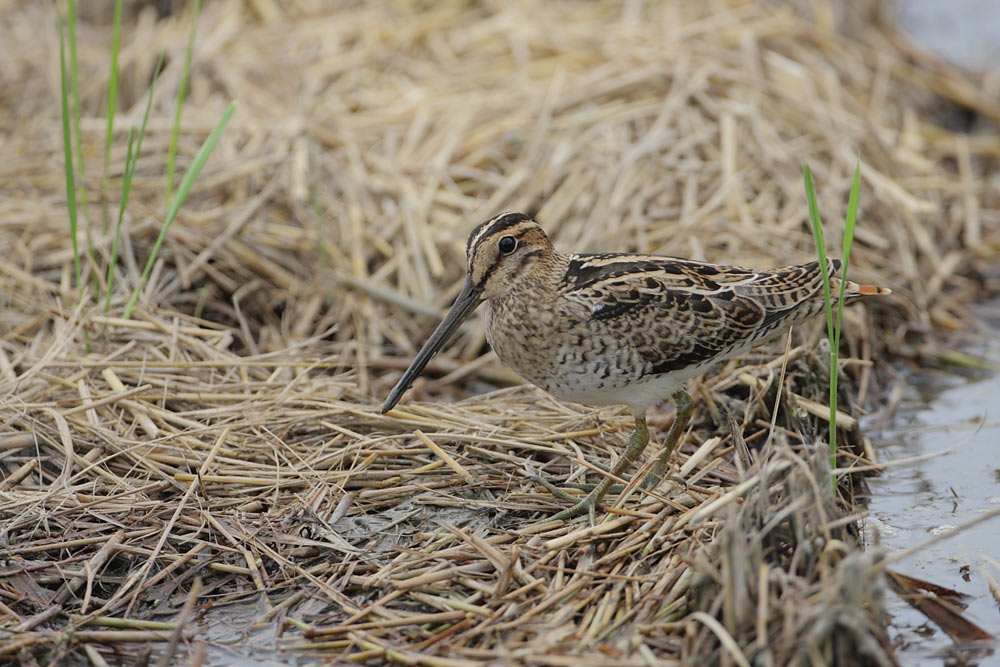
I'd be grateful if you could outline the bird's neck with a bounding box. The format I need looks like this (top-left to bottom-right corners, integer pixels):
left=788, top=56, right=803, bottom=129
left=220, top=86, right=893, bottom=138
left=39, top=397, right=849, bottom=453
left=527, top=248, right=570, bottom=288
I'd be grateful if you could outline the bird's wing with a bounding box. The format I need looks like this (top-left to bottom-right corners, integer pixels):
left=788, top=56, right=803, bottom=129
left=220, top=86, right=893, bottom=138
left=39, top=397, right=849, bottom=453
left=561, top=255, right=838, bottom=375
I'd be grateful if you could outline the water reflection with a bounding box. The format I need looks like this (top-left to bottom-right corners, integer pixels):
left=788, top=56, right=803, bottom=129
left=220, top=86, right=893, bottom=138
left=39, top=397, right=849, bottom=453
left=865, top=349, right=1000, bottom=663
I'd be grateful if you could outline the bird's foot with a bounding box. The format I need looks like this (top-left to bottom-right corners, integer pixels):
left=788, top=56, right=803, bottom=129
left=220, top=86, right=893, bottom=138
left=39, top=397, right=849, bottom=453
left=547, top=493, right=600, bottom=526
left=640, top=466, right=687, bottom=492
left=531, top=476, right=612, bottom=525
left=529, top=475, right=587, bottom=504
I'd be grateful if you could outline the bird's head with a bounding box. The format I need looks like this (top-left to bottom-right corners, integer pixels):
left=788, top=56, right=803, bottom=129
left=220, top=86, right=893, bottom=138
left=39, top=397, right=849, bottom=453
left=464, top=212, right=552, bottom=300
left=380, top=212, right=552, bottom=413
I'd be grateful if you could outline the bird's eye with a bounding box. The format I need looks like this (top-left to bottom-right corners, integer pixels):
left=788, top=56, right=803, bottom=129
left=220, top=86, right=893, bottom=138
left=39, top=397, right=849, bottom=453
left=498, top=236, right=517, bottom=254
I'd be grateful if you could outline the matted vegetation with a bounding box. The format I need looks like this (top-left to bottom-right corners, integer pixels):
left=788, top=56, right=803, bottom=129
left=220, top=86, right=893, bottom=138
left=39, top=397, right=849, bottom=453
left=1, top=1, right=998, bottom=664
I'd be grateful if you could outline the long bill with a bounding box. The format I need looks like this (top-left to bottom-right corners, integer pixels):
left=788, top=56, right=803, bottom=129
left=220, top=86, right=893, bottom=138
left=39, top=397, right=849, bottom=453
left=381, top=277, right=484, bottom=414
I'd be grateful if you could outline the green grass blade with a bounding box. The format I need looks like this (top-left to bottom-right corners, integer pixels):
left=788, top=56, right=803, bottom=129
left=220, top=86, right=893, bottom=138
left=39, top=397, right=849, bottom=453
left=67, top=0, right=89, bottom=223
left=803, top=162, right=863, bottom=496
left=803, top=166, right=835, bottom=342
left=101, top=0, right=123, bottom=232
left=803, top=164, right=838, bottom=492
left=106, top=126, right=136, bottom=311
left=67, top=0, right=100, bottom=299
left=57, top=4, right=82, bottom=299
left=124, top=101, right=236, bottom=318
left=166, top=0, right=202, bottom=203
left=834, top=159, right=862, bottom=353
left=106, top=56, right=163, bottom=313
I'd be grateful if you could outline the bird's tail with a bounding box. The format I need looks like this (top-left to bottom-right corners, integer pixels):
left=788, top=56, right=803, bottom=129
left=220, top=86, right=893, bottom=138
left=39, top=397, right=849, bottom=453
left=829, top=277, right=892, bottom=299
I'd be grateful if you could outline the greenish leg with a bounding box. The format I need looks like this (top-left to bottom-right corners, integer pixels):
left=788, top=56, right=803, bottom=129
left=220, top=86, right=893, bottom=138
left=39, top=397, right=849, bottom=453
left=642, top=390, right=693, bottom=490
left=540, top=412, right=649, bottom=525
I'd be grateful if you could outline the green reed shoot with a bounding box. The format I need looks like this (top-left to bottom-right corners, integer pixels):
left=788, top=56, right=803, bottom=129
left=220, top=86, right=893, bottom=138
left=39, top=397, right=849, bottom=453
left=106, top=56, right=163, bottom=313
left=166, top=0, right=202, bottom=204
left=124, top=101, right=236, bottom=319
left=57, top=0, right=232, bottom=318
left=803, top=159, right=861, bottom=495
left=101, top=0, right=122, bottom=231
left=57, top=4, right=81, bottom=299
left=66, top=0, right=90, bottom=227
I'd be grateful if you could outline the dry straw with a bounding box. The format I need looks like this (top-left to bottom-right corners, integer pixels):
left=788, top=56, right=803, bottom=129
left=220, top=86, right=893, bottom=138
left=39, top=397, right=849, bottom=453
left=1, top=1, right=998, bottom=664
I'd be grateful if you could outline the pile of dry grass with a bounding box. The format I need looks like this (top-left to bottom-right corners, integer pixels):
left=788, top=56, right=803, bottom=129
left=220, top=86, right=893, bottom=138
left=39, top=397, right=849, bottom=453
left=2, top=0, right=998, bottom=664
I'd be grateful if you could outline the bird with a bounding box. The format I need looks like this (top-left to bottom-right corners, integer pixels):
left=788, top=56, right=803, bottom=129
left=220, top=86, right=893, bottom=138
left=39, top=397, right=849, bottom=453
left=380, top=212, right=891, bottom=523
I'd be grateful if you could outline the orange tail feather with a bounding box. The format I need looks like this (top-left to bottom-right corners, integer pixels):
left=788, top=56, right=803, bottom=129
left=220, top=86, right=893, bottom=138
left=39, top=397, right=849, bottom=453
left=831, top=278, right=892, bottom=297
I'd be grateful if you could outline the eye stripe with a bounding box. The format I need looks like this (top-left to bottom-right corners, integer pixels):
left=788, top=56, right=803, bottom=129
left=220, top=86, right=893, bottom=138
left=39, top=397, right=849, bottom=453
left=475, top=255, right=501, bottom=290
left=466, top=212, right=533, bottom=257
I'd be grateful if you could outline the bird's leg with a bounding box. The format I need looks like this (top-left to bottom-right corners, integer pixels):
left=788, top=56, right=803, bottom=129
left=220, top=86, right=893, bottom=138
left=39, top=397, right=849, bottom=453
left=540, top=411, right=649, bottom=524
left=642, top=390, right=693, bottom=491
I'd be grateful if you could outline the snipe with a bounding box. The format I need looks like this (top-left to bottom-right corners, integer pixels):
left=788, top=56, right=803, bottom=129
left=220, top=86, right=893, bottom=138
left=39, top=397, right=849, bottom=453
left=381, top=212, right=890, bottom=523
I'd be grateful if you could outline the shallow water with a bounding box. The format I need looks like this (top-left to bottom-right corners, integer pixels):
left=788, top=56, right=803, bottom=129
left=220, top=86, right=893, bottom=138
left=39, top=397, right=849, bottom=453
left=871, top=4, right=1000, bottom=659
left=896, top=0, right=1000, bottom=71
left=865, top=343, right=1000, bottom=663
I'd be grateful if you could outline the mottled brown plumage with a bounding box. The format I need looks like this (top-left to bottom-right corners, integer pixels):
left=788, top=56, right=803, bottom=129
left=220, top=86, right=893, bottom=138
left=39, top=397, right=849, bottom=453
left=382, top=212, right=890, bottom=522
